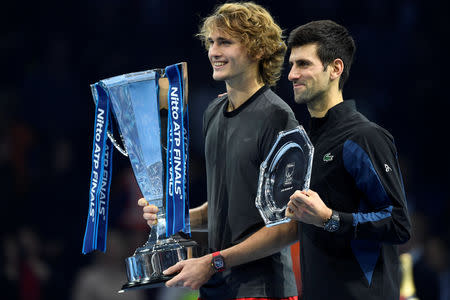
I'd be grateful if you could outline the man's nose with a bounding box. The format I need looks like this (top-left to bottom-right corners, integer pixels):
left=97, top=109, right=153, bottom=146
left=209, top=43, right=221, bottom=58
left=288, top=66, right=299, bottom=81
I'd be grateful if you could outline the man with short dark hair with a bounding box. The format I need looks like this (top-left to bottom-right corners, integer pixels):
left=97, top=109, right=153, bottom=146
left=285, top=20, right=412, bottom=300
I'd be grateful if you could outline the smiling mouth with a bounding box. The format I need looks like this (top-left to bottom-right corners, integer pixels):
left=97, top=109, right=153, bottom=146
left=293, top=83, right=305, bottom=88
left=213, top=61, right=227, bottom=68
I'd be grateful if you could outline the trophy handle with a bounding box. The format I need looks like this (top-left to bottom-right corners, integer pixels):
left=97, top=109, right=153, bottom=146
left=158, top=61, right=188, bottom=111
left=158, top=78, right=169, bottom=110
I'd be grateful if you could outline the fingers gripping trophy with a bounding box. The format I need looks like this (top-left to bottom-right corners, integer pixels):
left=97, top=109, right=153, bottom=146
left=82, top=62, right=199, bottom=292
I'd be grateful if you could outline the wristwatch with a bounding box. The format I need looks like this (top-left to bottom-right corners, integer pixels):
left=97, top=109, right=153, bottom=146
left=323, top=210, right=340, bottom=232
left=211, top=251, right=226, bottom=272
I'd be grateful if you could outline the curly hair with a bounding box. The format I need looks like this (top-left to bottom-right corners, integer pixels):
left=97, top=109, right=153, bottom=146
left=197, top=2, right=286, bottom=86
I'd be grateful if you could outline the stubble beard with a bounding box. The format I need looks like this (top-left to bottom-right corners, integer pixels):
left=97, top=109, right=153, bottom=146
left=294, top=88, right=314, bottom=105
left=293, top=91, right=310, bottom=105
left=294, top=87, right=326, bottom=106
left=294, top=91, right=326, bottom=106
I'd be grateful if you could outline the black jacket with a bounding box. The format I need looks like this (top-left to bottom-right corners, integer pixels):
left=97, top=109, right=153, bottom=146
left=300, top=100, right=411, bottom=300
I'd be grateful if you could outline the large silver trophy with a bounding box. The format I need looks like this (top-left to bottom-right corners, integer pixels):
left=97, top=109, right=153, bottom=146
left=84, top=62, right=198, bottom=292
left=256, top=126, right=314, bottom=227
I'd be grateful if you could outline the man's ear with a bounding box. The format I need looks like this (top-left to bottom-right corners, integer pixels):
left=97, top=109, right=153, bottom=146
left=329, top=58, right=344, bottom=80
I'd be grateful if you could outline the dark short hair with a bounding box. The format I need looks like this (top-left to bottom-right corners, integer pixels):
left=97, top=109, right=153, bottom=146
left=288, top=20, right=356, bottom=90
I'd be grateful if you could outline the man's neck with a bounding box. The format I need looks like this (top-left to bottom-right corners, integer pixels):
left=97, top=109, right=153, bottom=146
left=225, top=78, right=264, bottom=112
left=307, top=88, right=343, bottom=118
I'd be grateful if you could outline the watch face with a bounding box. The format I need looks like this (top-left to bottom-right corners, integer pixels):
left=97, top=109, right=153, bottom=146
left=213, top=257, right=224, bottom=269
left=324, top=212, right=340, bottom=232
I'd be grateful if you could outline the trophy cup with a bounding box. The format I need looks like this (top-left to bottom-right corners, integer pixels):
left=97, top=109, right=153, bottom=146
left=255, top=126, right=314, bottom=227
left=82, top=62, right=199, bottom=292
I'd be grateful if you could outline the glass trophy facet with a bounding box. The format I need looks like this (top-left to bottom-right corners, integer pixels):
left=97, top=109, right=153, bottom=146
left=255, top=126, right=314, bottom=227
left=90, top=63, right=198, bottom=292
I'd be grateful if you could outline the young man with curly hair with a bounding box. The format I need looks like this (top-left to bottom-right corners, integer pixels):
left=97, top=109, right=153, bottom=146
left=139, top=2, right=299, bottom=299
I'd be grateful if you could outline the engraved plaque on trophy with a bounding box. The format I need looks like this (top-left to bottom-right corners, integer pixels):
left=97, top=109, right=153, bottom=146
left=255, top=126, right=314, bottom=227
left=84, top=62, right=198, bottom=292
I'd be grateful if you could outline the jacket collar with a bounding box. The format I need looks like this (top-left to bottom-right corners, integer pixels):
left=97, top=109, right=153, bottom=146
left=309, top=100, right=356, bottom=134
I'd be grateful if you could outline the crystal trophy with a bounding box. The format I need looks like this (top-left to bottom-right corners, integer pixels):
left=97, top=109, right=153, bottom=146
left=89, top=62, right=198, bottom=292
left=255, top=126, right=314, bottom=227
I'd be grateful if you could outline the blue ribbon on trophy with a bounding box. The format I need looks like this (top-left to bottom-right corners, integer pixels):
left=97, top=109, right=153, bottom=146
left=82, top=85, right=114, bottom=253
left=82, top=63, right=198, bottom=291
left=165, top=64, right=190, bottom=236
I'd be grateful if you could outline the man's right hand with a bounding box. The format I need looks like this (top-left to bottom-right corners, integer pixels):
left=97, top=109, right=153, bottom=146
left=138, top=198, right=159, bottom=227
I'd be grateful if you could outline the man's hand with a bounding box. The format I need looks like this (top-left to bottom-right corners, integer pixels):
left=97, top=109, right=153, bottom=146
left=138, top=198, right=158, bottom=226
left=163, top=254, right=215, bottom=290
left=286, top=189, right=332, bottom=228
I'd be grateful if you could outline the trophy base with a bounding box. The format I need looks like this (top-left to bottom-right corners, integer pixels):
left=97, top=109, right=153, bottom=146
left=120, top=232, right=198, bottom=293
left=119, top=275, right=174, bottom=292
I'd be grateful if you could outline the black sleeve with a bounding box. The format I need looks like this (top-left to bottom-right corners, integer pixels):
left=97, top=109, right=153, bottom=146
left=259, top=107, right=299, bottom=161
left=337, top=125, right=411, bottom=244
left=202, top=97, right=223, bottom=139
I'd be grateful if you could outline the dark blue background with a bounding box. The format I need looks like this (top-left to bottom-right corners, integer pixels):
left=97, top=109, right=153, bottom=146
left=1, top=1, right=449, bottom=299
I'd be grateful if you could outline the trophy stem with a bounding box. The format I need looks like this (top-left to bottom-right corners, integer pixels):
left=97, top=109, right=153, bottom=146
left=154, top=210, right=168, bottom=243
left=135, top=207, right=179, bottom=252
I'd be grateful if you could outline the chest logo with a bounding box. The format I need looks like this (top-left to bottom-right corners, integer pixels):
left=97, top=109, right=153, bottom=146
left=323, top=153, right=334, bottom=162
left=384, top=163, right=392, bottom=173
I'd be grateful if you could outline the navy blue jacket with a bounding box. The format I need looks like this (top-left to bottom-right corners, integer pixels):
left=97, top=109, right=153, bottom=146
left=300, top=100, right=411, bottom=300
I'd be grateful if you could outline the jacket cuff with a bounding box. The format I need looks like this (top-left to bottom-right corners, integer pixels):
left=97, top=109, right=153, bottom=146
left=336, top=211, right=356, bottom=239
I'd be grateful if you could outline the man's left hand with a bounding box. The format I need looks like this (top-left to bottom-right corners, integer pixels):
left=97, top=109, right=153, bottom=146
left=286, top=189, right=332, bottom=228
left=164, top=255, right=215, bottom=290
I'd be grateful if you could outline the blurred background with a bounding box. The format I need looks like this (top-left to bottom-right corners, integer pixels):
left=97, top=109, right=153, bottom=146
left=1, top=0, right=449, bottom=299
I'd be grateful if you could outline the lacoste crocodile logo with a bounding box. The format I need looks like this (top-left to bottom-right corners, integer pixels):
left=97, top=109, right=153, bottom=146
left=323, top=153, right=334, bottom=162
